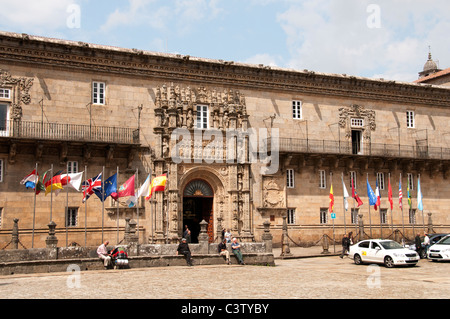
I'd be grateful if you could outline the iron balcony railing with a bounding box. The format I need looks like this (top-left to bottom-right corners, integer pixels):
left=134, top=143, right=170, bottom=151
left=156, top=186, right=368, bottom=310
left=272, top=137, right=450, bottom=161
left=1, top=120, right=140, bottom=144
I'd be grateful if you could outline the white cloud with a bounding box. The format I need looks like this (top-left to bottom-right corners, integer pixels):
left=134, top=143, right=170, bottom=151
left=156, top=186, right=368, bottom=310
left=0, top=0, right=80, bottom=34
left=275, top=0, right=450, bottom=82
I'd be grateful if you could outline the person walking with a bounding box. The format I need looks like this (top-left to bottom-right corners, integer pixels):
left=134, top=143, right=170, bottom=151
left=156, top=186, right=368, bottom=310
left=340, top=234, right=350, bottom=258
left=231, top=238, right=245, bottom=265
left=177, top=238, right=193, bottom=266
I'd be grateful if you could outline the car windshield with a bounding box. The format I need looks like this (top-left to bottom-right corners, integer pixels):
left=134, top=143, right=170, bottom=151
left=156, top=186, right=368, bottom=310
left=379, top=241, right=403, bottom=250
left=436, top=236, right=450, bottom=245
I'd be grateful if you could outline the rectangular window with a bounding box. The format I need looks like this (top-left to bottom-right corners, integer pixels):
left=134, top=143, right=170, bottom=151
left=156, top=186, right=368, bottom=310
left=0, top=88, right=10, bottom=99
left=320, top=208, right=328, bottom=224
left=376, top=172, right=385, bottom=191
left=409, top=209, right=416, bottom=224
left=0, top=159, right=3, bottom=183
left=0, top=104, right=9, bottom=136
left=67, top=161, right=78, bottom=174
left=292, top=100, right=302, bottom=119
left=319, top=170, right=326, bottom=189
left=287, top=209, right=296, bottom=225
left=196, top=105, right=209, bottom=129
left=351, top=208, right=359, bottom=224
left=406, top=111, right=415, bottom=128
left=380, top=209, right=388, bottom=224
left=286, top=169, right=294, bottom=188
left=92, top=82, right=105, bottom=105
left=407, top=173, right=414, bottom=191
left=351, top=118, right=364, bottom=128
left=66, top=208, right=78, bottom=227
left=350, top=171, right=357, bottom=189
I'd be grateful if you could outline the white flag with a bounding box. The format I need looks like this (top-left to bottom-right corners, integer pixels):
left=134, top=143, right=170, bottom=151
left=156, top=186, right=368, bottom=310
left=126, top=174, right=151, bottom=207
left=342, top=177, right=349, bottom=211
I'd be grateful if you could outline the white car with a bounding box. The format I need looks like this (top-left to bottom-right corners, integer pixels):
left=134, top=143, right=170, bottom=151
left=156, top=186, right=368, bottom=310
left=349, top=239, right=419, bottom=268
left=427, top=235, right=450, bottom=261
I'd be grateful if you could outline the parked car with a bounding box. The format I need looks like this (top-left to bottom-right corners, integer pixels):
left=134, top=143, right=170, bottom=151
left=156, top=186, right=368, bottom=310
left=349, top=239, right=419, bottom=268
left=406, top=233, right=449, bottom=259
left=427, top=235, right=450, bottom=262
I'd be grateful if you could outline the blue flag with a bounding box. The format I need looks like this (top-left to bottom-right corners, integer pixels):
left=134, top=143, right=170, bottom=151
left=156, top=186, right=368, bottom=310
left=94, top=173, right=117, bottom=202
left=366, top=178, right=377, bottom=206
left=417, top=177, right=423, bottom=211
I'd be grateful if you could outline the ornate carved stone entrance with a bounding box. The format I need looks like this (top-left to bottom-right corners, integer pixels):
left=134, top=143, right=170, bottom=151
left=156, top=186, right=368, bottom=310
left=183, top=179, right=214, bottom=243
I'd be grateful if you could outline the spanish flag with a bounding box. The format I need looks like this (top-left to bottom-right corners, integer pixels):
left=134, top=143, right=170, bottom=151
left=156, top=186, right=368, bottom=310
left=329, top=184, right=334, bottom=213
left=145, top=174, right=167, bottom=200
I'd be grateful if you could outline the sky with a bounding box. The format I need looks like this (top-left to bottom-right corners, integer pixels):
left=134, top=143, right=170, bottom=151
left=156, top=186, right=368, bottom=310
left=0, top=0, right=449, bottom=82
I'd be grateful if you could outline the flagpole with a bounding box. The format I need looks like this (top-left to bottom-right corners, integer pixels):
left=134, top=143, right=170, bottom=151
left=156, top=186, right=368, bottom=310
left=400, top=173, right=405, bottom=238
left=65, top=168, right=69, bottom=247
left=165, top=166, right=170, bottom=244
left=367, top=173, right=372, bottom=238
left=352, top=176, right=357, bottom=237
left=330, top=172, right=335, bottom=253
left=102, top=166, right=105, bottom=243
left=31, top=162, right=38, bottom=248
left=150, top=166, right=154, bottom=244
left=116, top=166, right=120, bottom=244
left=84, top=165, right=87, bottom=248
left=389, top=173, right=394, bottom=237
left=419, top=174, right=425, bottom=233
left=50, top=164, right=53, bottom=222
left=136, top=167, right=139, bottom=244
left=342, top=172, right=346, bottom=235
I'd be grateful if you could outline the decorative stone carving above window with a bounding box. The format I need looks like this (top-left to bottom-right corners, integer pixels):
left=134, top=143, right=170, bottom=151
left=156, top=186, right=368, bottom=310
left=0, top=69, right=33, bottom=120
left=154, top=83, right=248, bottom=131
left=338, top=104, right=376, bottom=140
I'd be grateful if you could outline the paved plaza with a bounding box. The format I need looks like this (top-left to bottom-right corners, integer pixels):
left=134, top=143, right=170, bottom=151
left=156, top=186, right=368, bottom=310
left=0, top=247, right=448, bottom=301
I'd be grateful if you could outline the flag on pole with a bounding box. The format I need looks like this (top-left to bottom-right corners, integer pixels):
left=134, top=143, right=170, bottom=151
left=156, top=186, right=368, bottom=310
left=329, top=184, right=334, bottom=213
left=367, top=178, right=377, bottom=209
left=45, top=174, right=63, bottom=196
left=407, top=184, right=412, bottom=209
left=145, top=174, right=167, bottom=200
left=112, top=174, right=135, bottom=200
left=81, top=173, right=102, bottom=203
left=20, top=169, right=39, bottom=189
left=399, top=179, right=403, bottom=209
left=35, top=170, right=50, bottom=195
left=417, top=177, right=423, bottom=211
left=388, top=178, right=393, bottom=210
left=375, top=179, right=381, bottom=210
left=127, top=174, right=151, bottom=208
left=342, top=178, right=349, bottom=211
left=95, top=173, right=117, bottom=202
left=351, top=177, right=363, bottom=207
left=61, top=172, right=84, bottom=191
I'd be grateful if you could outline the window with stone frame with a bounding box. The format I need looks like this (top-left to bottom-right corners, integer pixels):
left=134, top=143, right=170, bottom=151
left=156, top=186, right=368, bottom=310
left=292, top=100, right=302, bottom=119
left=196, top=105, right=209, bottom=129
left=92, top=81, right=105, bottom=105
left=286, top=169, right=295, bottom=188
left=320, top=208, right=328, bottom=224
left=287, top=209, right=296, bottom=225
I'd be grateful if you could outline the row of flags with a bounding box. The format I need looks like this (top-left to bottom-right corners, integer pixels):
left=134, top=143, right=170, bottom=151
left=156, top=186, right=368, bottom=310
left=329, top=176, right=424, bottom=214
left=20, top=169, right=168, bottom=207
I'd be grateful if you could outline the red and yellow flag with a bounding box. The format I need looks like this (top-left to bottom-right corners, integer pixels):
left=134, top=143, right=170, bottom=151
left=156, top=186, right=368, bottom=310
left=329, top=184, right=334, bottom=213
left=145, top=174, right=167, bottom=200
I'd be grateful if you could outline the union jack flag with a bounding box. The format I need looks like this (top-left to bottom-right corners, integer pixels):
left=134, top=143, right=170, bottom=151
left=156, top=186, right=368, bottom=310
left=81, top=173, right=102, bottom=203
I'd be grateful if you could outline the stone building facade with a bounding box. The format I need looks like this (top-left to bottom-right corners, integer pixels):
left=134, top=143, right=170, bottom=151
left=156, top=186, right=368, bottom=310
left=0, top=31, right=450, bottom=249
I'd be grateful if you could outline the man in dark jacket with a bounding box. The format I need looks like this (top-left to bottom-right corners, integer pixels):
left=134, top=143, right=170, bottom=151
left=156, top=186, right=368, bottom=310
left=177, top=238, right=193, bottom=266
left=340, top=234, right=350, bottom=258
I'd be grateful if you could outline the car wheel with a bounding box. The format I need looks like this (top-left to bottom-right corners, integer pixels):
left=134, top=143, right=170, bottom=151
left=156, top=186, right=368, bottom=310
left=384, top=256, right=395, bottom=268
left=354, top=254, right=362, bottom=265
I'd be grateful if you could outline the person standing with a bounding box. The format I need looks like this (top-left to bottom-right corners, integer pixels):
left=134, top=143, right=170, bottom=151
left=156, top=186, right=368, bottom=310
left=340, top=234, right=350, bottom=258
left=218, top=238, right=231, bottom=265
left=423, top=232, right=430, bottom=257
left=224, top=229, right=232, bottom=243
left=415, top=233, right=422, bottom=256
left=231, top=238, right=245, bottom=265
left=177, top=238, right=193, bottom=266
left=97, top=240, right=112, bottom=268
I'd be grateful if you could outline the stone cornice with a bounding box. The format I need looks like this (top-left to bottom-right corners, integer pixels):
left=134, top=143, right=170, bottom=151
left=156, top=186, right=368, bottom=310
left=0, top=31, right=449, bottom=107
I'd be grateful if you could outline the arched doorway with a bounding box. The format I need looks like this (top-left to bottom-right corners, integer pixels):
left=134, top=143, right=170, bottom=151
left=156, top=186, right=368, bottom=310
left=183, top=179, right=214, bottom=243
